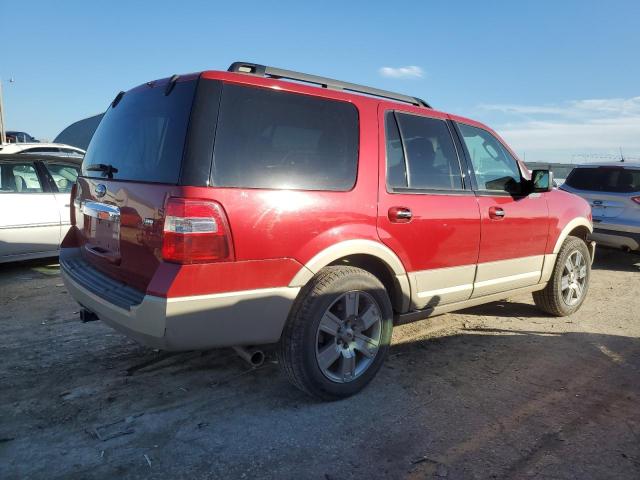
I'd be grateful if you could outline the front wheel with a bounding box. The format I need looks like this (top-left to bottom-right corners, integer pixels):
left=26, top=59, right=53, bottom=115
left=533, top=236, right=591, bottom=316
left=278, top=266, right=393, bottom=400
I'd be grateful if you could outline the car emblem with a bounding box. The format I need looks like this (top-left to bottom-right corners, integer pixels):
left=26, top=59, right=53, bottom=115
left=95, top=184, right=107, bottom=198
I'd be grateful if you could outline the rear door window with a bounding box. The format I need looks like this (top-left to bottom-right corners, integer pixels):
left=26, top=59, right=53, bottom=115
left=387, top=112, right=463, bottom=191
left=565, top=167, right=640, bottom=193
left=212, top=84, right=359, bottom=191
left=0, top=163, right=43, bottom=193
left=81, top=80, right=197, bottom=183
left=44, top=163, right=80, bottom=192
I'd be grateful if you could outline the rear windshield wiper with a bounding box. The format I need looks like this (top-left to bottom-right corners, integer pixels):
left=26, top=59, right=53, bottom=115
left=86, top=163, right=119, bottom=179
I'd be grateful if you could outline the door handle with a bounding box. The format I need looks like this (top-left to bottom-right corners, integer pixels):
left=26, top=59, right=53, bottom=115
left=489, top=206, right=505, bottom=219
left=389, top=207, right=412, bottom=223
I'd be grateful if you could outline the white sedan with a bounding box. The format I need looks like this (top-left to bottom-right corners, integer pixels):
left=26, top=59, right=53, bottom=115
left=0, top=154, right=81, bottom=263
left=0, top=142, right=85, bottom=157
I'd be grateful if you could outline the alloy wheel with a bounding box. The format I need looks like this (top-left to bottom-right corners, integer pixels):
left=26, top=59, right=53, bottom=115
left=314, top=290, right=383, bottom=383
left=561, top=250, right=587, bottom=306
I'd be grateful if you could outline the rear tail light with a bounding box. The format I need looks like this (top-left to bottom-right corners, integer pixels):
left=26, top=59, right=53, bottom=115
left=162, top=198, right=234, bottom=264
left=632, top=196, right=640, bottom=205
left=70, top=182, right=78, bottom=226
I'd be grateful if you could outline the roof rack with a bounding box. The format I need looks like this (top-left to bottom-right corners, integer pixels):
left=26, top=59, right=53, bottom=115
left=227, top=62, right=431, bottom=108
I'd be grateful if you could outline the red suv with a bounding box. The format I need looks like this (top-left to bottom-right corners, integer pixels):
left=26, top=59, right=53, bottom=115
left=61, top=62, right=594, bottom=399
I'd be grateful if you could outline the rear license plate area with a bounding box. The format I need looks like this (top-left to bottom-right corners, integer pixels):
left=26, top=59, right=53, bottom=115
left=88, top=216, right=121, bottom=256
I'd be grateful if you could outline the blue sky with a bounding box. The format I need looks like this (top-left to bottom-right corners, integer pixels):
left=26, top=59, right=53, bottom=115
left=3, top=0, right=640, bottom=163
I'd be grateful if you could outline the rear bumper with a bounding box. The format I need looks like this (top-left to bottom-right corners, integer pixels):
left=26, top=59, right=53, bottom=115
left=591, top=227, right=640, bottom=251
left=60, top=248, right=300, bottom=350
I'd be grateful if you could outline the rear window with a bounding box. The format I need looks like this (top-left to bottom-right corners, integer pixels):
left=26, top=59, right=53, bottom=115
left=81, top=80, right=197, bottom=183
left=565, top=167, right=640, bottom=193
left=212, top=84, right=358, bottom=191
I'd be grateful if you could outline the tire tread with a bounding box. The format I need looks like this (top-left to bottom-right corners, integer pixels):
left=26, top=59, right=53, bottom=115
left=278, top=266, right=389, bottom=400
left=533, top=236, right=590, bottom=317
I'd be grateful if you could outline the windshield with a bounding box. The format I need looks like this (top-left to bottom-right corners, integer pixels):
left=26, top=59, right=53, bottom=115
left=81, top=79, right=197, bottom=183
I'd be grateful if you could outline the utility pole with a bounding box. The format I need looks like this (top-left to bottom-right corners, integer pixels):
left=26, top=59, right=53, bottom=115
left=0, top=76, right=14, bottom=144
left=0, top=79, right=6, bottom=144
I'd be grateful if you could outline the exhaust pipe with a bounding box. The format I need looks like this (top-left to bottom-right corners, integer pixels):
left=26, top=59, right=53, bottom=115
left=233, top=346, right=265, bottom=368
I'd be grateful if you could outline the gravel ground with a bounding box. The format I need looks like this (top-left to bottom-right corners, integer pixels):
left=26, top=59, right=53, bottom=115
left=1, top=248, right=639, bottom=479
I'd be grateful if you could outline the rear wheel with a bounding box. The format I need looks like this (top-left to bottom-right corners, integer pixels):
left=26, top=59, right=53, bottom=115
left=533, top=236, right=591, bottom=316
left=278, top=266, right=393, bottom=400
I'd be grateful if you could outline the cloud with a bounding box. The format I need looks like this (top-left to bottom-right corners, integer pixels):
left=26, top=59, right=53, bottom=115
left=473, top=96, right=640, bottom=162
left=378, top=66, right=424, bottom=79
left=501, top=118, right=640, bottom=150
left=480, top=97, right=640, bottom=119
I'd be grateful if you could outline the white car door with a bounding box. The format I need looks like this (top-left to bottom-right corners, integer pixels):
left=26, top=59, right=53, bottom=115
left=0, top=161, right=61, bottom=261
left=42, top=162, right=81, bottom=240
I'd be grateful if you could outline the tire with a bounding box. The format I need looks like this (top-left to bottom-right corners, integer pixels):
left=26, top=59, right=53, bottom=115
left=533, top=236, right=591, bottom=316
left=278, top=266, right=393, bottom=400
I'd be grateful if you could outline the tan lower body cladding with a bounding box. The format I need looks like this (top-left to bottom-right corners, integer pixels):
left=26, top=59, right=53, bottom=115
left=409, top=255, right=551, bottom=310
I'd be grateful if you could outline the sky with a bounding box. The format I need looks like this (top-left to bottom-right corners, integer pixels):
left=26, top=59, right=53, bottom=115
left=2, top=0, right=640, bottom=163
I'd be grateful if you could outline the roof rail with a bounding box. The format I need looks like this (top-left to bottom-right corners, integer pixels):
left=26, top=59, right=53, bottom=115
left=227, top=61, right=431, bottom=108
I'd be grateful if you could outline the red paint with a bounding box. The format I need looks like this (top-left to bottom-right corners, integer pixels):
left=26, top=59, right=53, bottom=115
left=61, top=68, right=591, bottom=302
left=475, top=195, right=549, bottom=263
left=376, top=105, right=481, bottom=271
left=545, top=189, right=592, bottom=254
left=147, top=258, right=304, bottom=298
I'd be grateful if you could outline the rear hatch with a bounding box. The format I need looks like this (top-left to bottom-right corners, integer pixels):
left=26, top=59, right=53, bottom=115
left=562, top=166, right=640, bottom=222
left=74, top=75, right=208, bottom=292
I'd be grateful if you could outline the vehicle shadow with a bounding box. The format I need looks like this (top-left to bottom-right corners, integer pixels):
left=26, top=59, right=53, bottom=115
left=0, top=257, right=60, bottom=292
left=0, top=256, right=60, bottom=275
left=456, top=299, right=544, bottom=318
left=592, top=246, right=640, bottom=273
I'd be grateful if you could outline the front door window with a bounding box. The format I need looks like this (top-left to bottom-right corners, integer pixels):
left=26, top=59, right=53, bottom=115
left=457, top=123, right=522, bottom=194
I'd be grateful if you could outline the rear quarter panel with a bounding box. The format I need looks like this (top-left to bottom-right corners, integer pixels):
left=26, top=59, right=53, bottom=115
left=160, top=88, right=383, bottom=297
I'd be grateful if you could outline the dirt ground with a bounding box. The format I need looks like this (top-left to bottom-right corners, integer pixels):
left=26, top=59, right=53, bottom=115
left=1, top=248, right=639, bottom=480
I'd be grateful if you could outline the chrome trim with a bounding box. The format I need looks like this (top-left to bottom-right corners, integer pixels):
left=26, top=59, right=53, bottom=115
left=473, top=271, right=541, bottom=289
left=0, top=222, right=60, bottom=230
left=395, top=283, right=547, bottom=325
left=94, top=184, right=107, bottom=198
left=410, top=263, right=476, bottom=309
left=82, top=201, right=120, bottom=220
left=395, top=209, right=413, bottom=220
left=416, top=283, right=473, bottom=298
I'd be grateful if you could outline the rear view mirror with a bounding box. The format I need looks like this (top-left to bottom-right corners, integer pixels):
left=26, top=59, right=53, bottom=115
left=531, top=169, right=553, bottom=192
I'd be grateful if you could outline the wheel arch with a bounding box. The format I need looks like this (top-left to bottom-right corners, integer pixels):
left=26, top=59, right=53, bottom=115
left=289, top=240, right=411, bottom=313
left=552, top=217, right=594, bottom=257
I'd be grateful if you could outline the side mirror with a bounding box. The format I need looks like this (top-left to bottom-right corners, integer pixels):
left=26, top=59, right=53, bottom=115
left=531, top=169, right=553, bottom=192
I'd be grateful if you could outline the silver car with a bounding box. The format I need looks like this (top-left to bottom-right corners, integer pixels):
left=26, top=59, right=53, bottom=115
left=561, top=162, right=640, bottom=252
left=0, top=155, right=81, bottom=263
